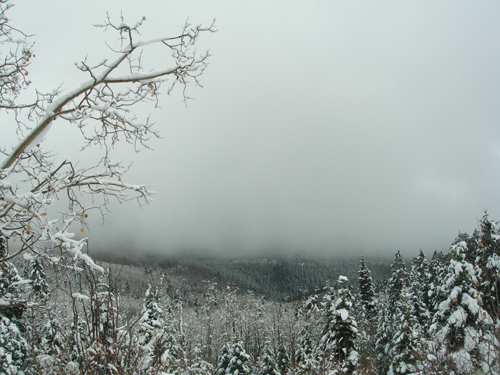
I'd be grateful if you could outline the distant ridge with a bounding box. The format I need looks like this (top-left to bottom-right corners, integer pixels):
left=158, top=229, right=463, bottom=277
left=93, top=252, right=392, bottom=301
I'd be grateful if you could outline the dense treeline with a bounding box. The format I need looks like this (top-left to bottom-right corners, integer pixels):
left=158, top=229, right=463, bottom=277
left=1, top=213, right=499, bottom=374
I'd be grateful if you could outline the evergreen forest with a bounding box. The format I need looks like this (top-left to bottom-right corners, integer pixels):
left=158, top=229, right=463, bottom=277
left=1, top=213, right=499, bottom=374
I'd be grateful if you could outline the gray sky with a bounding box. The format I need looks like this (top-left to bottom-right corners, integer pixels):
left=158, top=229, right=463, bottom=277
left=7, top=1, right=500, bottom=259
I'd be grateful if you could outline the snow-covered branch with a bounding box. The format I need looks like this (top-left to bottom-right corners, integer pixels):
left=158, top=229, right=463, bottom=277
left=0, top=4, right=214, bottom=283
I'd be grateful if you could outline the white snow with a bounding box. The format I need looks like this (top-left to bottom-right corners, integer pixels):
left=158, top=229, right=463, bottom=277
left=338, top=308, right=349, bottom=321
left=448, top=306, right=467, bottom=327
left=72, top=293, right=90, bottom=301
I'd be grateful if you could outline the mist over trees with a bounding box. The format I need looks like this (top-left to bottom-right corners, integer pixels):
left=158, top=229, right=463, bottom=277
left=1, top=2, right=500, bottom=374
left=3, top=212, right=500, bottom=374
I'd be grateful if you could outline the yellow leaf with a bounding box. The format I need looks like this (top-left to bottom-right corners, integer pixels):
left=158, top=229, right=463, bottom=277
left=80, top=228, right=84, bottom=233
left=24, top=72, right=28, bottom=76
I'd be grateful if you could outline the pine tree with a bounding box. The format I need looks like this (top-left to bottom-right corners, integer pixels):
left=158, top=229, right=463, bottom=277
left=0, top=236, right=25, bottom=321
left=138, top=284, right=186, bottom=372
left=409, top=250, right=431, bottom=329
left=277, top=343, right=290, bottom=375
left=357, top=257, right=378, bottom=374
left=427, top=250, right=447, bottom=319
left=215, top=341, right=251, bottom=375
left=139, top=284, right=164, bottom=343
left=0, top=236, right=29, bottom=374
left=29, top=257, right=49, bottom=301
left=320, top=276, right=359, bottom=374
left=429, top=240, right=495, bottom=374
left=388, top=251, right=409, bottom=313
left=475, top=213, right=500, bottom=321
left=376, top=251, right=408, bottom=374
left=295, top=293, right=320, bottom=375
left=124, top=279, right=131, bottom=296
left=0, top=315, right=29, bottom=375
left=358, top=256, right=376, bottom=316
left=358, top=256, right=377, bottom=342
left=258, top=342, right=280, bottom=375
left=388, top=288, right=424, bottom=375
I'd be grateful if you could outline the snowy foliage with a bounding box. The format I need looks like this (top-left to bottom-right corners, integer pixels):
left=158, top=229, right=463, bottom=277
left=215, top=341, right=252, bottom=375
left=0, top=315, right=28, bottom=375
left=320, top=276, right=359, bottom=374
left=258, top=342, right=280, bottom=375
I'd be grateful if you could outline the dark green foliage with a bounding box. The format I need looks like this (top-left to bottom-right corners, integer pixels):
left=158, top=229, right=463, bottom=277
left=320, top=276, right=358, bottom=374
left=0, top=315, right=29, bottom=375
left=258, top=343, right=280, bottom=375
left=409, top=250, right=431, bottom=328
left=0, top=236, right=28, bottom=374
left=388, top=251, right=408, bottom=314
left=216, top=341, right=251, bottom=375
left=388, top=288, right=424, bottom=375
left=428, top=241, right=492, bottom=373
left=29, top=258, right=49, bottom=300
left=277, top=343, right=290, bottom=375
left=475, top=212, right=500, bottom=320
left=358, top=256, right=376, bottom=315
left=0, top=240, right=25, bottom=321
left=427, top=250, right=447, bottom=318
left=0, top=236, right=5, bottom=259
left=376, top=251, right=409, bottom=374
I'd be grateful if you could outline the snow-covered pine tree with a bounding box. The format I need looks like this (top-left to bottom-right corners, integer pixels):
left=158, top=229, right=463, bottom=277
left=475, top=213, right=500, bottom=321
left=358, top=256, right=376, bottom=316
left=320, top=276, right=359, bottom=374
left=28, top=257, right=49, bottom=301
left=375, top=251, right=408, bottom=374
left=0, top=315, right=29, bottom=375
left=138, top=284, right=185, bottom=373
left=427, top=250, right=447, bottom=319
left=357, top=256, right=376, bottom=339
left=277, top=343, right=290, bottom=375
left=93, top=275, right=115, bottom=345
left=215, top=341, right=252, bottom=375
left=357, top=256, right=378, bottom=374
left=0, top=236, right=25, bottom=322
left=388, top=251, right=409, bottom=314
left=0, top=236, right=29, bottom=375
left=139, top=284, right=164, bottom=344
left=409, top=250, right=431, bottom=330
left=295, top=292, right=320, bottom=375
left=428, top=240, right=496, bottom=374
left=473, top=213, right=500, bottom=371
left=295, top=326, right=316, bottom=375
left=387, top=287, right=425, bottom=375
left=258, top=341, right=280, bottom=375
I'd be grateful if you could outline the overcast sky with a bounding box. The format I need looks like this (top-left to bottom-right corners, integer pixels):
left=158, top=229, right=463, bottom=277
left=7, top=1, right=500, bottom=260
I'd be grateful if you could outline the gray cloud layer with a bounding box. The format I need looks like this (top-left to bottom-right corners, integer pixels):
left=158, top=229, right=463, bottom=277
left=8, top=1, right=500, bottom=259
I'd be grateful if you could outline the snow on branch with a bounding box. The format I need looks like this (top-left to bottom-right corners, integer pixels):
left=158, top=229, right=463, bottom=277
left=0, top=5, right=214, bottom=279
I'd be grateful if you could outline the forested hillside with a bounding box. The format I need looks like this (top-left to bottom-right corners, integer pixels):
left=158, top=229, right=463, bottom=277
left=93, top=253, right=392, bottom=301
left=1, top=213, right=499, bottom=374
